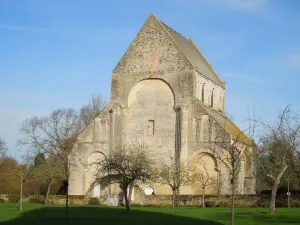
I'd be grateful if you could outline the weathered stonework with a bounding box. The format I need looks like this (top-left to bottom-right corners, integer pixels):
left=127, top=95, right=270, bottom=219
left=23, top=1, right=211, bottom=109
left=69, top=13, right=255, bottom=199
left=113, top=15, right=193, bottom=75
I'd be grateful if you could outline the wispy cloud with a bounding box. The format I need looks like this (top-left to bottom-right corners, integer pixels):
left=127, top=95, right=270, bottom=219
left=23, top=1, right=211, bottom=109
left=222, top=72, right=269, bottom=84
left=276, top=53, right=300, bottom=70
left=212, top=0, right=269, bottom=12
left=289, top=54, right=300, bottom=69
left=0, top=24, right=135, bottom=41
left=0, top=24, right=52, bottom=32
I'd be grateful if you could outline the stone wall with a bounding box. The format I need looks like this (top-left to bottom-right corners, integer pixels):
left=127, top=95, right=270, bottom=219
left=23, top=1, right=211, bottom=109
left=0, top=194, right=85, bottom=205
left=2, top=193, right=299, bottom=207
left=133, top=194, right=300, bottom=207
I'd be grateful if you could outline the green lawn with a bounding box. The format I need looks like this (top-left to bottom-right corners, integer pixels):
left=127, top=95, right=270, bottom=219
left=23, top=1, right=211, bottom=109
left=0, top=203, right=299, bottom=225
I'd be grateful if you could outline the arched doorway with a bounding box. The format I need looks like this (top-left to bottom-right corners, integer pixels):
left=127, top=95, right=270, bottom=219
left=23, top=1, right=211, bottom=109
left=192, top=152, right=218, bottom=195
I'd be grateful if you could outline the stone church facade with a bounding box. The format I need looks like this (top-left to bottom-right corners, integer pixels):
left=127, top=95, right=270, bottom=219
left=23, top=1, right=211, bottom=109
left=69, top=14, right=255, bottom=199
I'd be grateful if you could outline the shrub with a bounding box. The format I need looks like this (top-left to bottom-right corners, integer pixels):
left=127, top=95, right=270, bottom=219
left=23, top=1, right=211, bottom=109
left=205, top=200, right=216, bottom=207
left=28, top=196, right=44, bottom=204
left=88, top=198, right=100, bottom=205
left=7, top=195, right=19, bottom=203
left=7, top=188, right=19, bottom=194
left=0, top=199, right=5, bottom=203
left=131, top=203, right=144, bottom=207
left=215, top=200, right=231, bottom=207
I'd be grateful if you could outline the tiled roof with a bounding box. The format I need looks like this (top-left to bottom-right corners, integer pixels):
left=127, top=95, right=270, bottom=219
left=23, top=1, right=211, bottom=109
left=199, top=102, right=253, bottom=146
left=158, top=19, right=225, bottom=87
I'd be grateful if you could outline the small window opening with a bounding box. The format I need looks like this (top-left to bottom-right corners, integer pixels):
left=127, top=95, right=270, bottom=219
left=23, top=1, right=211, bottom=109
left=211, top=89, right=214, bottom=108
left=148, top=120, right=154, bottom=136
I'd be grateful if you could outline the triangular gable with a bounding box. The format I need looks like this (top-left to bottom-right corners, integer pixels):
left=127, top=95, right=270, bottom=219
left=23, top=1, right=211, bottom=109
left=113, top=13, right=225, bottom=87
left=113, top=13, right=193, bottom=74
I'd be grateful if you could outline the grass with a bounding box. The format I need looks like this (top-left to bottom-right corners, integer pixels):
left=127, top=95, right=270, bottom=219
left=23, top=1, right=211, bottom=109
left=0, top=203, right=299, bottom=225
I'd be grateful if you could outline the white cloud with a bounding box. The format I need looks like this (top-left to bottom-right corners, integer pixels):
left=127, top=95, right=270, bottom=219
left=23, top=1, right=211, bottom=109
left=222, top=72, right=269, bottom=84
left=212, top=0, right=269, bottom=12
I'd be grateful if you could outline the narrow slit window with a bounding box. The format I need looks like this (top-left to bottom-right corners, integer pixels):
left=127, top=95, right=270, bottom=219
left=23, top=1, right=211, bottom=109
left=148, top=120, right=154, bottom=136
left=211, top=89, right=214, bottom=108
left=201, top=84, right=205, bottom=103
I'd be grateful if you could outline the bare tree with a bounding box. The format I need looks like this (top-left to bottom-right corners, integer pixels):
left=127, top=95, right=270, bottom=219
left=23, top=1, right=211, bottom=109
left=8, top=158, right=35, bottom=212
left=18, top=109, right=81, bottom=219
left=192, top=159, right=217, bottom=208
left=80, top=94, right=107, bottom=126
left=211, top=115, right=255, bottom=225
left=157, top=154, right=191, bottom=210
left=256, top=106, right=300, bottom=214
left=0, top=138, right=7, bottom=160
left=94, top=144, right=155, bottom=212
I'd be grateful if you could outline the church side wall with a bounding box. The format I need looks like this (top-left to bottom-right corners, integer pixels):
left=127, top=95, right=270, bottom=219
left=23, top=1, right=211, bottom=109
left=194, top=71, right=225, bottom=112
left=69, top=107, right=111, bottom=196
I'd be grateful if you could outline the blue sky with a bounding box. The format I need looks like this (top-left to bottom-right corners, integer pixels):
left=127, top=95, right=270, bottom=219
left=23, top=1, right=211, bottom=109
left=1, top=0, right=300, bottom=156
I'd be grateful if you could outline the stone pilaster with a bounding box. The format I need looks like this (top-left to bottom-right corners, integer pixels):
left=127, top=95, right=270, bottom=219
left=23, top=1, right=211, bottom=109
left=240, top=159, right=245, bottom=194
left=109, top=109, right=115, bottom=152
left=94, top=118, right=101, bottom=142
left=174, top=106, right=181, bottom=166
left=196, top=117, right=202, bottom=142
left=180, top=106, right=189, bottom=162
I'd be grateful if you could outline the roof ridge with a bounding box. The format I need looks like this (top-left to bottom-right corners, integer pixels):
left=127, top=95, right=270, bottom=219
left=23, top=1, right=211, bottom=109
left=189, top=38, right=225, bottom=88
left=159, top=21, right=189, bottom=41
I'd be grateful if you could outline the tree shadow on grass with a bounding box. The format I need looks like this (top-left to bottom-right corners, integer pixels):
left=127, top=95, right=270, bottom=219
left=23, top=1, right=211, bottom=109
left=0, top=206, right=225, bottom=225
left=215, top=210, right=300, bottom=225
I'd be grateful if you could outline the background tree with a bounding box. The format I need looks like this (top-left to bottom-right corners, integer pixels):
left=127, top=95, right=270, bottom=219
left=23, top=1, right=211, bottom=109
left=19, top=109, right=81, bottom=219
left=8, top=158, right=35, bottom=212
left=256, top=106, right=300, bottom=214
left=157, top=154, right=191, bottom=210
left=0, top=137, right=8, bottom=191
left=0, top=137, right=7, bottom=160
left=32, top=153, right=64, bottom=204
left=80, top=94, right=107, bottom=126
left=283, top=168, right=297, bottom=208
left=0, top=157, right=19, bottom=194
left=94, top=145, right=155, bottom=212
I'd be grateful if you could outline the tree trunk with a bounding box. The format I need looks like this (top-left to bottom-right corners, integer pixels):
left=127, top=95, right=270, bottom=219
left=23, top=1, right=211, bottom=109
left=44, top=179, right=53, bottom=204
left=270, top=182, right=278, bottom=214
left=231, top=180, right=235, bottom=225
left=124, top=188, right=130, bottom=212
left=20, top=176, right=23, bottom=212
left=268, top=165, right=287, bottom=214
left=202, top=187, right=205, bottom=208
left=65, top=178, right=69, bottom=221
left=172, top=190, right=176, bottom=211
left=128, top=183, right=134, bottom=207
left=288, top=181, right=290, bottom=209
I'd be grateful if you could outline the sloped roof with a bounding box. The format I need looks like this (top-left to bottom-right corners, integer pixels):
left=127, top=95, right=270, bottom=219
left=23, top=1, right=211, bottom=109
left=158, top=18, right=225, bottom=87
left=199, top=102, right=253, bottom=146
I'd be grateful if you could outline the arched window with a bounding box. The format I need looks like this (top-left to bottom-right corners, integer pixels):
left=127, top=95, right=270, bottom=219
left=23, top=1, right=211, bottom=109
left=93, top=182, right=101, bottom=198
left=201, top=84, right=205, bottom=103
left=211, top=89, right=214, bottom=108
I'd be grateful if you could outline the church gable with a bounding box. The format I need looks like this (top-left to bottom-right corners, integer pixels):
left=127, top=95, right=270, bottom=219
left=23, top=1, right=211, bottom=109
left=113, top=14, right=193, bottom=74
